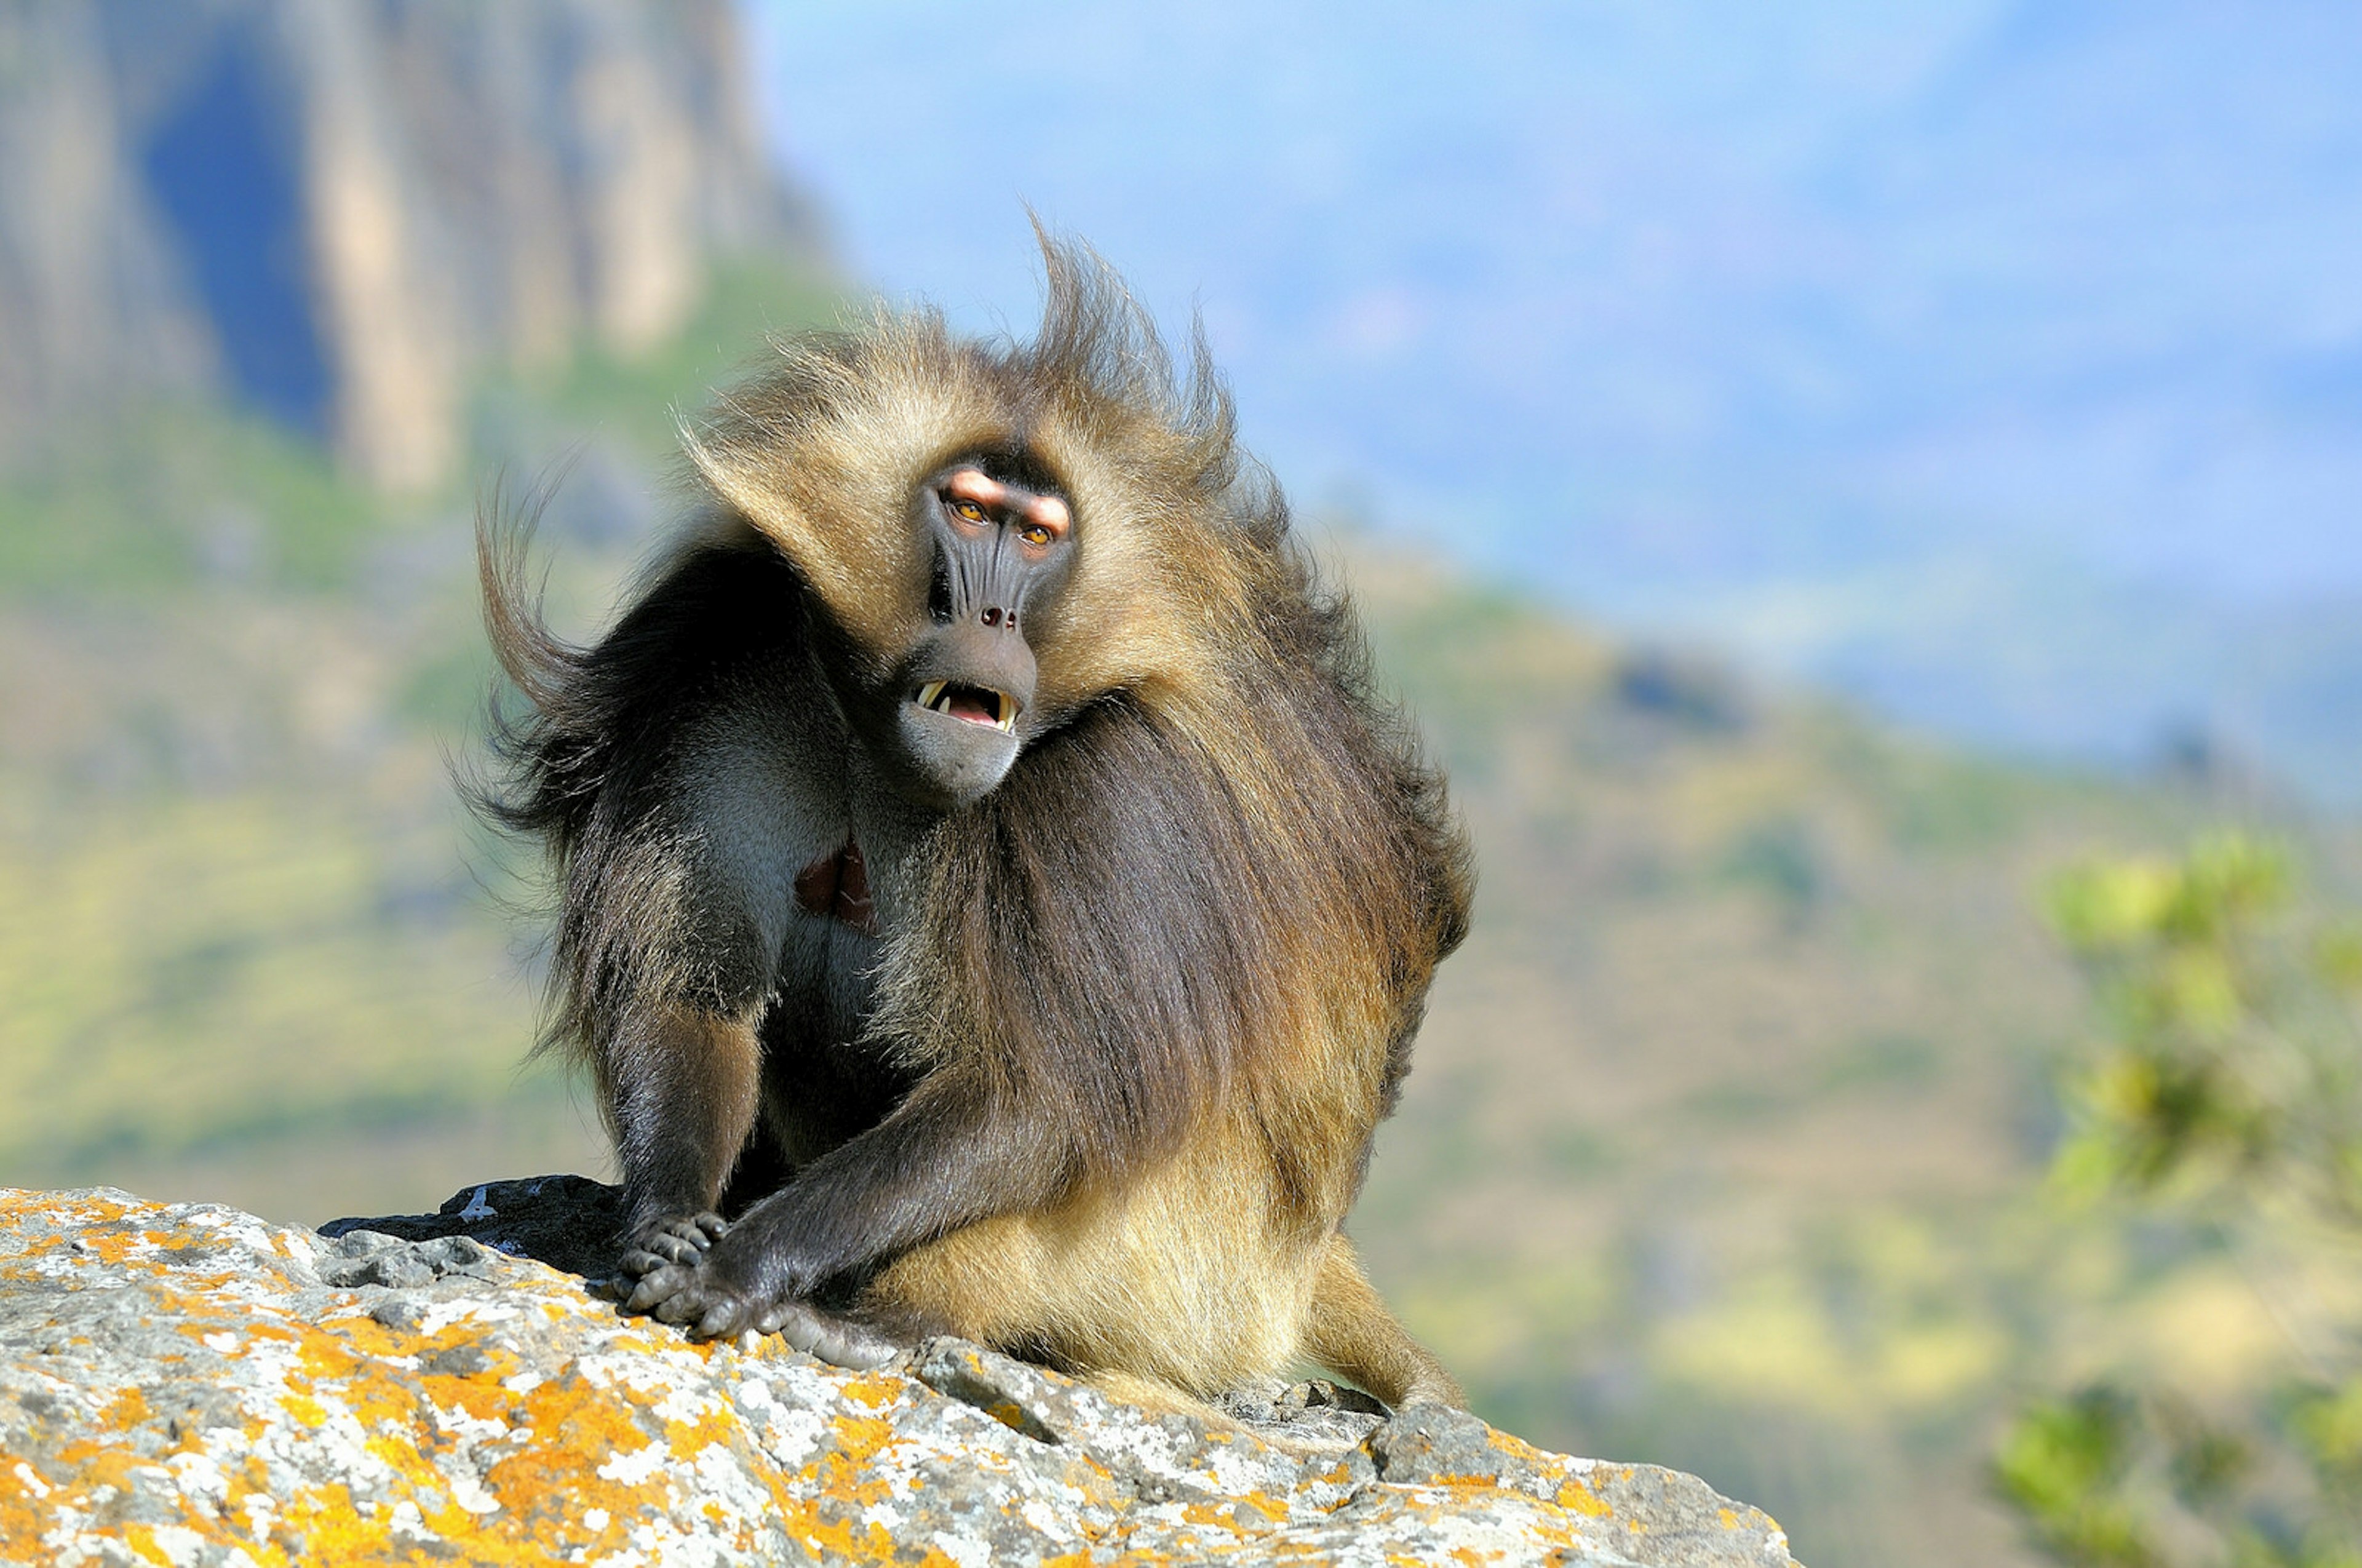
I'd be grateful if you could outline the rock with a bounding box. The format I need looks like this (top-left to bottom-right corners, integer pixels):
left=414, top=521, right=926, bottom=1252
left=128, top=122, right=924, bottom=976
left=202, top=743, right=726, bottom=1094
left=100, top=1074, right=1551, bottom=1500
left=0, top=1183, right=1802, bottom=1566
left=0, top=0, right=822, bottom=488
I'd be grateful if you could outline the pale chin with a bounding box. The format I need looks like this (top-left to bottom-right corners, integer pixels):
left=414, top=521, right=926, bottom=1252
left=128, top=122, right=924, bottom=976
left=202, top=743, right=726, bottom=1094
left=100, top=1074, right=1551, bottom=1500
left=891, top=701, right=1020, bottom=810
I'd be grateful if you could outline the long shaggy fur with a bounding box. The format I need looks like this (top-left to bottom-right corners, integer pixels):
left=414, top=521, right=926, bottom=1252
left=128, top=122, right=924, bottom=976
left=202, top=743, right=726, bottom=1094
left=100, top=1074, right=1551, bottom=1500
left=475, top=237, right=1474, bottom=1398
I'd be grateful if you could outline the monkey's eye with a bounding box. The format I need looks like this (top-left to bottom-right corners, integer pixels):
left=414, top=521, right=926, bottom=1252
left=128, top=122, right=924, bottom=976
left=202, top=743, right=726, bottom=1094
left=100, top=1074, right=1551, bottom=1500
left=949, top=498, right=988, bottom=524
left=1017, top=523, right=1055, bottom=547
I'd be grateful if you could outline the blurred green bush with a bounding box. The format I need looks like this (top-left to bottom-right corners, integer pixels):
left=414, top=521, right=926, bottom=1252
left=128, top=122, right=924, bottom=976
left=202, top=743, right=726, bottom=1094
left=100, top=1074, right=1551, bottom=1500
left=1998, top=836, right=2362, bottom=1566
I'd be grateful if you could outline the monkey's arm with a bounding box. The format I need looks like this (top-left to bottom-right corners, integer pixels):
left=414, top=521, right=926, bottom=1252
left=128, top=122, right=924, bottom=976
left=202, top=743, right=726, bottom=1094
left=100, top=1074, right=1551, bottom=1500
left=619, top=1062, right=1072, bottom=1342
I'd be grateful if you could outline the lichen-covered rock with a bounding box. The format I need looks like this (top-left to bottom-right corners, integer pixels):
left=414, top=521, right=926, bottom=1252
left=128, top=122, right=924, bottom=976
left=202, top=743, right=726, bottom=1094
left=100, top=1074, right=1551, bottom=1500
left=0, top=1184, right=1802, bottom=1566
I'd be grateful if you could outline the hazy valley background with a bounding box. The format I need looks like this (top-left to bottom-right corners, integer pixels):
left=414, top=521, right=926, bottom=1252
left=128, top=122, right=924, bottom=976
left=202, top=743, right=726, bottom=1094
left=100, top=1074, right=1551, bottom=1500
left=1, top=4, right=2357, bottom=1566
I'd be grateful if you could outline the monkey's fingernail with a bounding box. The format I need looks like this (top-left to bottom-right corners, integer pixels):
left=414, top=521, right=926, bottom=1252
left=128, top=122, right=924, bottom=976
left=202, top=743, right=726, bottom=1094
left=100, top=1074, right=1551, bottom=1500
left=625, top=1268, right=685, bottom=1312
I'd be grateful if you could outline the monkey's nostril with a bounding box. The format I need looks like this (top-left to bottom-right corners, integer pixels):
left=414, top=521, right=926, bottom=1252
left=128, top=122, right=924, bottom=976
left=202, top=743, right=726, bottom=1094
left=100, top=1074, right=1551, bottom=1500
left=981, top=607, right=1002, bottom=626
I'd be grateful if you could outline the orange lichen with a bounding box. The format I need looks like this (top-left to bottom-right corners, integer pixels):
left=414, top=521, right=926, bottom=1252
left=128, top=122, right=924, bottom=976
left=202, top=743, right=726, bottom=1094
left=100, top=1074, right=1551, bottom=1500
left=1556, top=1475, right=1616, bottom=1518
left=63, top=1227, right=170, bottom=1268
left=840, top=1371, right=902, bottom=1409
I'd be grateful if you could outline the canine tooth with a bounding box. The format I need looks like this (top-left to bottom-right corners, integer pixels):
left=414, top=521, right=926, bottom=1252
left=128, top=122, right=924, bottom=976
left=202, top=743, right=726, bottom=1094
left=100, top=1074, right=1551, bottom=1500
left=918, top=680, right=946, bottom=710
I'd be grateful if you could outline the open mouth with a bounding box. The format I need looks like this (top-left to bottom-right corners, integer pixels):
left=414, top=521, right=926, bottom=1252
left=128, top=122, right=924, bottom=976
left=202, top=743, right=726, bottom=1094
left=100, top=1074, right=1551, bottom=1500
left=913, top=680, right=1017, bottom=733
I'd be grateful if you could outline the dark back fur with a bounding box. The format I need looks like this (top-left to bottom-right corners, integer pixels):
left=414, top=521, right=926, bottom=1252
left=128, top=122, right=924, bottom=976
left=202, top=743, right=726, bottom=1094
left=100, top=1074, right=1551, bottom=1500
left=477, top=523, right=811, bottom=1064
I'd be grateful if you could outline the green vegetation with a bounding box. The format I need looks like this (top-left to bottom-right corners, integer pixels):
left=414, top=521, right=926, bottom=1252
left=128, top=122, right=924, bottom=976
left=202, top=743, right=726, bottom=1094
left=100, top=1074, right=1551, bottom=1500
left=0, top=401, right=386, bottom=596
left=1995, top=839, right=2362, bottom=1566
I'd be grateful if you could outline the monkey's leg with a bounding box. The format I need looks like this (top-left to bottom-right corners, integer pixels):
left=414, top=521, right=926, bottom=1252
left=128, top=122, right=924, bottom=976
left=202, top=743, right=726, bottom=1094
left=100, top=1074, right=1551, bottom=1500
left=611, top=1006, right=765, bottom=1312
left=1300, top=1231, right=1465, bottom=1411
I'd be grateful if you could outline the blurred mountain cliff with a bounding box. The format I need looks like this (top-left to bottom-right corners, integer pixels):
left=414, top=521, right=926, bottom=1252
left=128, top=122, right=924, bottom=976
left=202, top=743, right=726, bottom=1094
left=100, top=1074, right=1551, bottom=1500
left=0, top=0, right=818, bottom=490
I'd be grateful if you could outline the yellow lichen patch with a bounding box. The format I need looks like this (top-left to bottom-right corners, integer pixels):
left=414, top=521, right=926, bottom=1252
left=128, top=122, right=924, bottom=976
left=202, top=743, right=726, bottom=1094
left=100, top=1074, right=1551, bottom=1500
left=1481, top=1427, right=1560, bottom=1469
left=1, top=1190, right=134, bottom=1231
left=459, top=1374, right=694, bottom=1556
left=765, top=1408, right=916, bottom=1562
left=1555, top=1475, right=1615, bottom=1518
left=58, top=1226, right=173, bottom=1268
left=95, top=1385, right=153, bottom=1431
left=0, top=1454, right=60, bottom=1549
left=1178, top=1497, right=1273, bottom=1535
left=839, top=1370, right=904, bottom=1409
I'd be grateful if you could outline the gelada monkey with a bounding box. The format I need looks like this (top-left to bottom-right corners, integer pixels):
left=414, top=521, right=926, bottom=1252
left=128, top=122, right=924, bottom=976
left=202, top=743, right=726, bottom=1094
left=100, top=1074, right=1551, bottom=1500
left=478, top=239, right=1473, bottom=1412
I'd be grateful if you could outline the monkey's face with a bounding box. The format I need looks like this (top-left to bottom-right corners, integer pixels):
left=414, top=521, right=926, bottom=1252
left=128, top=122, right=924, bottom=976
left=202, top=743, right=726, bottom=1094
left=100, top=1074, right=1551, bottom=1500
left=837, top=461, right=1075, bottom=812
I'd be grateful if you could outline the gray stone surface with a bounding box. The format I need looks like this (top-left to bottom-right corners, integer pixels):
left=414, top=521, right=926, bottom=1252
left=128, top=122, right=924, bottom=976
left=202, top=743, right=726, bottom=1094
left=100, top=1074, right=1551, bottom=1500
left=0, top=1180, right=1803, bottom=1566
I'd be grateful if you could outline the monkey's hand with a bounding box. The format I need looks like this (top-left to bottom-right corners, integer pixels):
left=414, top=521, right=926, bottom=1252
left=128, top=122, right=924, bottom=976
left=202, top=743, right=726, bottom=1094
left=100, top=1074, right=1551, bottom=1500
left=616, top=1219, right=899, bottom=1368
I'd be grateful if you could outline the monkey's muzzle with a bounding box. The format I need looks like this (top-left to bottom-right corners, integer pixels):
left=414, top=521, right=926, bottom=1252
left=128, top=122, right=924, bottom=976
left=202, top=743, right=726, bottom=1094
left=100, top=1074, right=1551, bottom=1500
left=894, top=695, right=1020, bottom=808
left=876, top=592, right=1037, bottom=810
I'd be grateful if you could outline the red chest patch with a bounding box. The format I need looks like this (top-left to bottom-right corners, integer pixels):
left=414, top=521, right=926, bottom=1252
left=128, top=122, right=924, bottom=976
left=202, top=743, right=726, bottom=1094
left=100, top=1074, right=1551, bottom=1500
left=794, top=840, right=878, bottom=936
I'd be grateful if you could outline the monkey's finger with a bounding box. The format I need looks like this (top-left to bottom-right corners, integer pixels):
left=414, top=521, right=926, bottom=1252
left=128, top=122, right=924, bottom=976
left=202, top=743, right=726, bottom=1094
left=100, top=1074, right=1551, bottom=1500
left=765, top=1301, right=821, bottom=1355
left=643, top=1233, right=702, bottom=1265
left=651, top=1286, right=710, bottom=1325
left=763, top=1300, right=896, bottom=1369
left=624, top=1265, right=693, bottom=1313
left=657, top=1217, right=720, bottom=1250
left=809, top=1319, right=899, bottom=1371
left=690, top=1212, right=728, bottom=1241
left=617, top=1249, right=671, bottom=1278
left=693, top=1300, right=745, bottom=1339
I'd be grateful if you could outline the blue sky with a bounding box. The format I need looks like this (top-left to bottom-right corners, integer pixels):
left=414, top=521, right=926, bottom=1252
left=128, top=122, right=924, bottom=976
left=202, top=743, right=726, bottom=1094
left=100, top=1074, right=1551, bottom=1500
left=746, top=1, right=2362, bottom=789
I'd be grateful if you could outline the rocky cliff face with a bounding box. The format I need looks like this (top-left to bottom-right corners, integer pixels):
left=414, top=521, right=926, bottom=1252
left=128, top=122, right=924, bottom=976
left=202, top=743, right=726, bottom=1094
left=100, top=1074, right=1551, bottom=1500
left=0, top=0, right=817, bottom=489
left=0, top=1182, right=1803, bottom=1565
